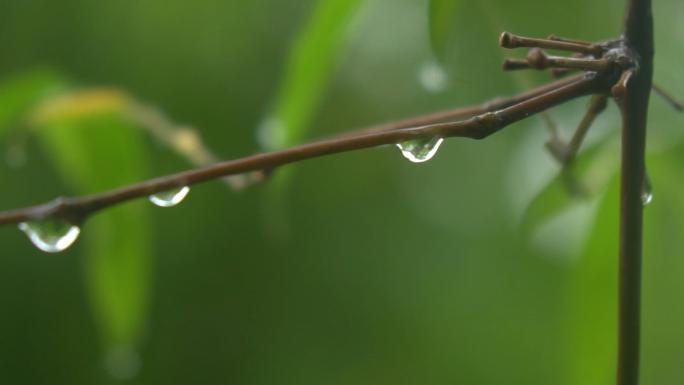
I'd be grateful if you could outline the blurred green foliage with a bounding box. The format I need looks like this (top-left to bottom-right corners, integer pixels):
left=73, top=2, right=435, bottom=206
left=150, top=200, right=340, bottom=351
left=0, top=0, right=683, bottom=384
left=428, top=0, right=462, bottom=62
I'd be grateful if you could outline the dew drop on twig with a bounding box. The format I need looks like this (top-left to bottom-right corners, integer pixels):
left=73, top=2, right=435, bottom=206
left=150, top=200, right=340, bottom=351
left=149, top=186, right=190, bottom=207
left=396, top=137, right=444, bottom=163
left=641, top=175, right=653, bottom=207
left=18, top=219, right=81, bottom=253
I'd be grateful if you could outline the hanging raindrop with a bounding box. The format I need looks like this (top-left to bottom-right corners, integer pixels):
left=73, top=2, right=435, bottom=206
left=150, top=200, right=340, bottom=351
left=396, top=137, right=444, bottom=163
left=149, top=186, right=190, bottom=207
left=18, top=219, right=81, bottom=253
left=641, top=174, right=653, bottom=207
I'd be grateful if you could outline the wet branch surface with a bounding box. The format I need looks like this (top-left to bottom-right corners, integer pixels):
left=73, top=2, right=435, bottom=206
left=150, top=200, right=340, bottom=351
left=0, top=72, right=605, bottom=226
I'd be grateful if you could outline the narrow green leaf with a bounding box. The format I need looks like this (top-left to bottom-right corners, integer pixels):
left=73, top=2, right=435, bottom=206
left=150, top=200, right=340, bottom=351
left=33, top=107, right=151, bottom=378
left=259, top=0, right=364, bottom=236
left=521, top=137, right=620, bottom=236
left=0, top=70, right=66, bottom=136
left=260, top=0, right=364, bottom=150
left=428, top=0, right=461, bottom=62
left=564, top=176, right=619, bottom=384
left=638, top=150, right=684, bottom=383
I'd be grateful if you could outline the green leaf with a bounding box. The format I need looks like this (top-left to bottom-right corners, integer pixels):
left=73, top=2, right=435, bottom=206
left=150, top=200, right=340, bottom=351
left=563, top=176, right=619, bottom=385
left=521, top=137, right=620, bottom=236
left=428, top=0, right=461, bottom=62
left=258, top=0, right=364, bottom=237
left=261, top=0, right=364, bottom=150
left=0, top=70, right=66, bottom=136
left=33, top=105, right=151, bottom=376
left=638, top=149, right=684, bottom=384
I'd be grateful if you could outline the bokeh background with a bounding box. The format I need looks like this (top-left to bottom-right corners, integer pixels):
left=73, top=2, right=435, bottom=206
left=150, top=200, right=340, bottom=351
left=1, top=0, right=683, bottom=384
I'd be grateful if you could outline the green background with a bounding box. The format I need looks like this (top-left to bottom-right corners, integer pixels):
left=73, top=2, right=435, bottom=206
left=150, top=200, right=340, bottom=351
left=0, top=0, right=683, bottom=384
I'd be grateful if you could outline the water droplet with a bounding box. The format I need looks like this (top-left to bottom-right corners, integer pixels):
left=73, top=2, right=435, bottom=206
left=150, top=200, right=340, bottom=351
left=642, top=173, right=653, bottom=207
left=396, top=137, right=444, bottom=163
left=18, top=219, right=81, bottom=253
left=642, top=191, right=653, bottom=206
left=149, top=186, right=190, bottom=207
left=418, top=61, right=449, bottom=93
left=641, top=185, right=653, bottom=206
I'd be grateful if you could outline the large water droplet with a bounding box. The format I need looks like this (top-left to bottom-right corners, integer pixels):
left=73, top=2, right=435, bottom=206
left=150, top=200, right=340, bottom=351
left=18, top=219, right=81, bottom=253
left=396, top=137, right=444, bottom=163
left=149, top=186, right=190, bottom=207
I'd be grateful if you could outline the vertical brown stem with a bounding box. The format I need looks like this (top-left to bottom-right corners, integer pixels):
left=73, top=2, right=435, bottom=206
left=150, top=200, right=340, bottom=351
left=617, top=0, right=653, bottom=385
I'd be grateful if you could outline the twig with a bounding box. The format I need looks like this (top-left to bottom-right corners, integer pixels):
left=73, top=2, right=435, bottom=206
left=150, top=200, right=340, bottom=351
left=347, top=75, right=587, bottom=134
left=126, top=101, right=268, bottom=190
left=546, top=94, right=608, bottom=165
left=0, top=74, right=602, bottom=226
left=500, top=31, right=604, bottom=56
left=526, top=48, right=612, bottom=72
left=652, top=83, right=684, bottom=111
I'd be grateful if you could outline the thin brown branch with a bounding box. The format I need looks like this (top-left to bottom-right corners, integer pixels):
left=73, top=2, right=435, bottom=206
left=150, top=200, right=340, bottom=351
left=546, top=94, right=608, bottom=165
left=502, top=58, right=533, bottom=71
left=526, top=48, right=612, bottom=72
left=500, top=31, right=604, bottom=56
left=0, top=74, right=603, bottom=227
left=547, top=35, right=595, bottom=46
left=652, top=83, right=684, bottom=111
left=126, top=101, right=265, bottom=190
left=349, top=74, right=587, bottom=135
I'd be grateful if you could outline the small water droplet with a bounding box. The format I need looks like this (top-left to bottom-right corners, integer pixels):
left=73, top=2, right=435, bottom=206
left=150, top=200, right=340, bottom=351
left=642, top=191, right=653, bottom=206
left=641, top=185, right=653, bottom=206
left=396, top=137, right=444, bottom=163
left=18, top=219, right=81, bottom=253
left=418, top=61, right=449, bottom=93
left=642, top=172, right=653, bottom=207
left=149, top=186, right=190, bottom=207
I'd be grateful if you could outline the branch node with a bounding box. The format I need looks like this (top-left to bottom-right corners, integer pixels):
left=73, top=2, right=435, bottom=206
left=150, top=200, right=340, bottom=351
left=527, top=48, right=550, bottom=69
left=502, top=58, right=531, bottom=71
left=612, top=69, right=636, bottom=99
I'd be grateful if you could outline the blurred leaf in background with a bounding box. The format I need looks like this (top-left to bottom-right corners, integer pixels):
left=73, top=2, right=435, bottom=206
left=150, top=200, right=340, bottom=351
left=257, top=0, right=365, bottom=239
left=30, top=89, right=152, bottom=380
left=0, top=72, right=153, bottom=381
left=428, top=0, right=461, bottom=63
left=258, top=0, right=364, bottom=150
